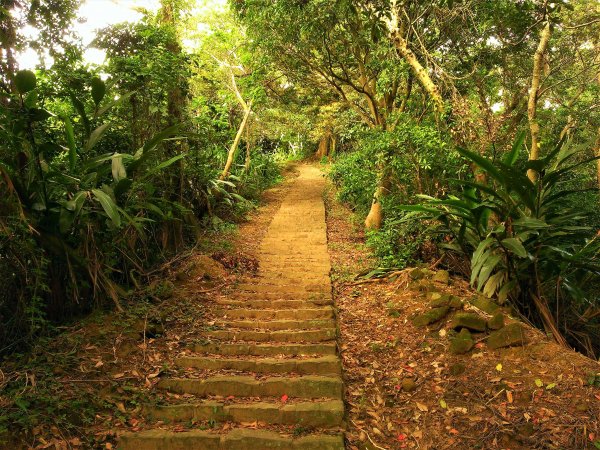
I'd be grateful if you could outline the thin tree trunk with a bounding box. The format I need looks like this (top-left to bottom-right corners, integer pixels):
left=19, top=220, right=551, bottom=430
left=365, top=169, right=390, bottom=230
left=221, top=102, right=252, bottom=180
left=392, top=34, right=444, bottom=116
left=527, top=21, right=551, bottom=182
left=244, top=124, right=251, bottom=172
left=594, top=127, right=600, bottom=191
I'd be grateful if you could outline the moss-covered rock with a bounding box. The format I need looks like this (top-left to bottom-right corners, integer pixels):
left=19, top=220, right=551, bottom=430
left=430, top=293, right=451, bottom=307
left=449, top=328, right=474, bottom=354
left=409, top=268, right=425, bottom=280
left=487, top=323, right=527, bottom=349
left=470, top=295, right=499, bottom=314
left=432, top=270, right=450, bottom=285
left=487, top=312, right=505, bottom=330
left=449, top=296, right=464, bottom=309
left=412, top=306, right=450, bottom=327
left=450, top=312, right=487, bottom=332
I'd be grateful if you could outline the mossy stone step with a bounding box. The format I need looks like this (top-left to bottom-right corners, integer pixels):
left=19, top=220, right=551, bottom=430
left=192, top=342, right=337, bottom=357
left=175, top=355, right=341, bottom=375
left=219, top=319, right=336, bottom=331
left=157, top=375, right=343, bottom=399
left=118, top=429, right=345, bottom=450
left=145, top=399, right=345, bottom=427
left=205, top=329, right=336, bottom=343
left=220, top=308, right=334, bottom=320
left=216, top=299, right=333, bottom=308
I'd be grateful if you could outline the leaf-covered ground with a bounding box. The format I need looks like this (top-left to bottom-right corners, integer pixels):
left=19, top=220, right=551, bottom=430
left=324, top=181, right=600, bottom=450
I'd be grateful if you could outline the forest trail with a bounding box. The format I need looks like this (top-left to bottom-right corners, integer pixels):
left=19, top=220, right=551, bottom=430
left=119, top=165, right=346, bottom=449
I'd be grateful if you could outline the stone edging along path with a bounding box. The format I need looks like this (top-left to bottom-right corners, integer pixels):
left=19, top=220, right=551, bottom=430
left=118, top=165, right=346, bottom=449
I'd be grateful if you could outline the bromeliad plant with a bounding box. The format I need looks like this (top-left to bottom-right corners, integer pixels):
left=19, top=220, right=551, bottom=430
left=401, top=132, right=600, bottom=356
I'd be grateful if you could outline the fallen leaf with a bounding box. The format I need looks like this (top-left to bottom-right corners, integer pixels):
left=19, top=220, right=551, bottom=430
left=415, top=402, right=429, bottom=412
left=535, top=379, right=544, bottom=388
left=112, top=372, right=125, bottom=379
left=440, top=399, right=447, bottom=409
left=506, top=391, right=513, bottom=403
left=281, top=394, right=288, bottom=403
left=496, top=363, right=503, bottom=372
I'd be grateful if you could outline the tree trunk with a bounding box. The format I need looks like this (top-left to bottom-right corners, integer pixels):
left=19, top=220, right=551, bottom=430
left=221, top=102, right=252, bottom=180
left=316, top=134, right=330, bottom=159
left=244, top=124, right=252, bottom=172
left=595, top=127, right=600, bottom=191
left=365, top=169, right=390, bottom=230
left=391, top=34, right=444, bottom=116
left=527, top=21, right=551, bottom=182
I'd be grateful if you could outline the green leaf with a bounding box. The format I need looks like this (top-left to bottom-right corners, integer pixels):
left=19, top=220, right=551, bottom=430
left=85, top=123, right=111, bottom=152
left=501, top=238, right=527, bottom=258
left=91, top=77, right=106, bottom=106
left=503, top=130, right=526, bottom=166
left=477, top=254, right=502, bottom=288
left=91, top=188, right=120, bottom=227
left=534, top=378, right=544, bottom=387
left=70, top=94, right=91, bottom=138
left=15, top=70, right=36, bottom=94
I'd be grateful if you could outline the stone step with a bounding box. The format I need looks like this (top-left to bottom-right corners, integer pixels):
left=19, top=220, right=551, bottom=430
left=175, top=355, right=341, bottom=375
left=236, top=283, right=330, bottom=295
left=204, top=328, right=336, bottom=343
left=119, top=429, right=344, bottom=450
left=145, top=399, right=345, bottom=427
left=192, top=342, right=337, bottom=356
left=217, top=298, right=333, bottom=308
left=219, top=308, right=334, bottom=320
left=232, top=292, right=332, bottom=301
left=157, top=375, right=343, bottom=399
left=219, top=319, right=336, bottom=331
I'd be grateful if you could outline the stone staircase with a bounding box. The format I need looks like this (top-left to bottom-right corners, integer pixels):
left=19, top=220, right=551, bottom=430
left=118, top=166, right=345, bottom=449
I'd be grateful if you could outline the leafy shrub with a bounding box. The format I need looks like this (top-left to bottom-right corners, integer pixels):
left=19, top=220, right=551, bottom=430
left=402, top=133, right=600, bottom=356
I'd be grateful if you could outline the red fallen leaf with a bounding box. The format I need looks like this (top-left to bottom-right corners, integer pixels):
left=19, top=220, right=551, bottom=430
left=589, top=433, right=596, bottom=441
left=394, top=385, right=401, bottom=390
left=449, top=429, right=459, bottom=435
left=594, top=394, right=600, bottom=401
left=397, top=433, right=407, bottom=441
left=475, top=342, right=484, bottom=349
left=281, top=394, right=289, bottom=403
left=226, top=395, right=235, bottom=400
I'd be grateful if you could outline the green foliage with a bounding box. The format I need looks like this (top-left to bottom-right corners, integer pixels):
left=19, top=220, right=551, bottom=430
left=329, top=147, right=377, bottom=215
left=402, top=134, right=600, bottom=355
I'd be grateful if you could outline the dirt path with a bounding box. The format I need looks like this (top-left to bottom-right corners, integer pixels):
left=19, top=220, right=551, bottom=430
left=119, top=165, right=345, bottom=449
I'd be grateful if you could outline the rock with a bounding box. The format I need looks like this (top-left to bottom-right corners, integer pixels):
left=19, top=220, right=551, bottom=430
left=450, top=312, right=487, bottom=332
left=449, top=328, right=474, bottom=354
left=471, top=295, right=499, bottom=314
left=411, top=307, right=450, bottom=327
left=401, top=378, right=416, bottom=392
left=432, top=270, right=450, bottom=285
left=430, top=293, right=451, bottom=307
left=409, top=268, right=425, bottom=280
left=429, top=292, right=442, bottom=301
left=190, top=255, right=227, bottom=281
left=487, top=323, right=527, bottom=349
left=449, top=363, right=466, bottom=376
left=487, top=312, right=505, bottom=330
left=449, top=296, right=464, bottom=309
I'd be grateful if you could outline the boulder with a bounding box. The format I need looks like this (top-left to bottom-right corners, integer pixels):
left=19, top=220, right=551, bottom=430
left=471, top=295, right=499, bottom=314
left=449, top=296, right=464, bottom=309
left=487, top=312, right=505, bottom=330
left=412, top=307, right=450, bottom=327
left=432, top=270, right=450, bottom=285
left=449, top=328, right=474, bottom=354
left=487, top=323, right=527, bottom=349
left=450, top=313, right=486, bottom=332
